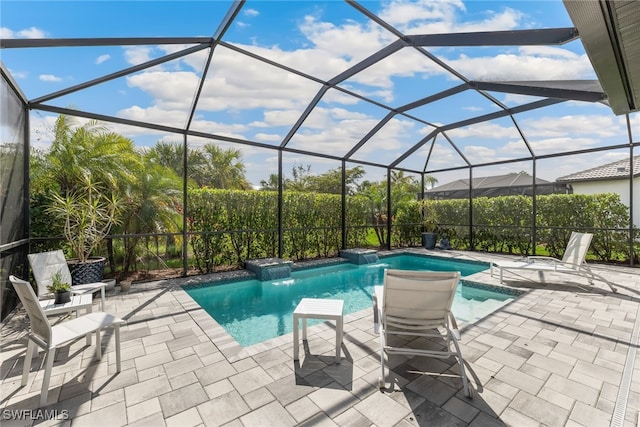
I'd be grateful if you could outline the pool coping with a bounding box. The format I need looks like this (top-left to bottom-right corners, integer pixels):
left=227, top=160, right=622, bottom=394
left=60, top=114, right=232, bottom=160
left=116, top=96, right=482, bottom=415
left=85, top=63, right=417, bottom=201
left=171, top=249, right=529, bottom=362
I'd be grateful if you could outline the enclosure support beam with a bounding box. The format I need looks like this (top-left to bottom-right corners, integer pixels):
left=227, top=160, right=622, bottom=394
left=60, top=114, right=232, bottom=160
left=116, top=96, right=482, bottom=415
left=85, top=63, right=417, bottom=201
left=532, top=160, right=538, bottom=256
left=387, top=171, right=392, bottom=251
left=626, top=114, right=635, bottom=266
left=182, top=134, right=188, bottom=277
left=278, top=151, right=284, bottom=259
left=341, top=160, right=347, bottom=250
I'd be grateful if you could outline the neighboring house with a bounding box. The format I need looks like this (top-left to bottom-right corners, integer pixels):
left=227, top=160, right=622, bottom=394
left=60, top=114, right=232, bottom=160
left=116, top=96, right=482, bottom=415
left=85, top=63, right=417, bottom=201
left=556, top=156, right=640, bottom=229
left=424, top=172, right=568, bottom=200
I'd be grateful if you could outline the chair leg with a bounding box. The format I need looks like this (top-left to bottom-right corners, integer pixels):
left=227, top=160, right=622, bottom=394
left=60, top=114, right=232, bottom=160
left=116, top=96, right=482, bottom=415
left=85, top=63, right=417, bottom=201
left=115, top=324, right=122, bottom=372
left=95, top=329, right=101, bottom=360
left=450, top=336, right=471, bottom=398
left=21, top=339, right=35, bottom=387
left=378, top=332, right=386, bottom=389
left=40, top=349, right=55, bottom=407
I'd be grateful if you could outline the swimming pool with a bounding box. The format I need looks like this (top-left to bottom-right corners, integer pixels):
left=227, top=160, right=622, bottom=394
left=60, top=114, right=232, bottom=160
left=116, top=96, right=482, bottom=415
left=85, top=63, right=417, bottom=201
left=184, top=254, right=520, bottom=347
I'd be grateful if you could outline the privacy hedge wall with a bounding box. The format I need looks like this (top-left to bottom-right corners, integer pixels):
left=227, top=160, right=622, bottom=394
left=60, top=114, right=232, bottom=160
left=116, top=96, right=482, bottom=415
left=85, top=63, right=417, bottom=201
left=188, top=190, right=636, bottom=272
left=408, top=193, right=636, bottom=261
left=187, top=189, right=370, bottom=272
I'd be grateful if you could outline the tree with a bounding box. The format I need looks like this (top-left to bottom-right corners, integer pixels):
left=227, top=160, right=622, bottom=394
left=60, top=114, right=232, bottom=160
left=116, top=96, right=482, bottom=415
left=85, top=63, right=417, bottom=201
left=145, top=141, right=206, bottom=188
left=201, top=143, right=251, bottom=190
left=116, top=156, right=183, bottom=273
left=46, top=115, right=139, bottom=197
left=307, top=166, right=365, bottom=195
left=259, top=173, right=280, bottom=191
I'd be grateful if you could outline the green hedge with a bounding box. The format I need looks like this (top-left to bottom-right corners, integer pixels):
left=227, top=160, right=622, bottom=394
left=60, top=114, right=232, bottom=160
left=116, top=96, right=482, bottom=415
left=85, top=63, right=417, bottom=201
left=187, top=189, right=370, bottom=272
left=188, top=191, right=636, bottom=271
left=391, top=193, right=636, bottom=262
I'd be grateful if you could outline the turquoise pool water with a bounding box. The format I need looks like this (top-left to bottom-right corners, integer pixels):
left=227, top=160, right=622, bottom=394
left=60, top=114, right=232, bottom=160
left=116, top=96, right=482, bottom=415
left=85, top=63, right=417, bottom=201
left=184, top=254, right=519, bottom=347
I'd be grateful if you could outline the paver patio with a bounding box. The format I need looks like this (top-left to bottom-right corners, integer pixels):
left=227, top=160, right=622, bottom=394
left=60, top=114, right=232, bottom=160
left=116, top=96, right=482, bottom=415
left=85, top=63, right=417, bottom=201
left=1, top=249, right=639, bottom=426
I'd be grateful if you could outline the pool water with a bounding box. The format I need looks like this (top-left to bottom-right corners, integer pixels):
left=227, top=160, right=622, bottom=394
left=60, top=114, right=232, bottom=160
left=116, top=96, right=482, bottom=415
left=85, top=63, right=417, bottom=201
left=184, top=254, right=518, bottom=347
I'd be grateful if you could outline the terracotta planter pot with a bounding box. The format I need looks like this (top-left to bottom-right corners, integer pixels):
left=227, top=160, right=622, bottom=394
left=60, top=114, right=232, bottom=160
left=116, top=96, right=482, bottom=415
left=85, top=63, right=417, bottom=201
left=68, top=257, right=106, bottom=285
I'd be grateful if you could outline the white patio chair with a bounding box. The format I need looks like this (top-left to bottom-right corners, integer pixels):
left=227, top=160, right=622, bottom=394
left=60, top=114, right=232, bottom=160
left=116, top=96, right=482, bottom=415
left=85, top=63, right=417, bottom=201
left=490, top=232, right=616, bottom=292
left=28, top=250, right=107, bottom=310
left=373, top=269, right=471, bottom=397
left=9, top=275, right=125, bottom=408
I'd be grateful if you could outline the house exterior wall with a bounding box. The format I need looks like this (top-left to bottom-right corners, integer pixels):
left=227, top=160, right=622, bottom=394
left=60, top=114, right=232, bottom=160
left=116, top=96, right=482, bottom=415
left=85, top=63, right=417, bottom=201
left=569, top=177, right=640, bottom=228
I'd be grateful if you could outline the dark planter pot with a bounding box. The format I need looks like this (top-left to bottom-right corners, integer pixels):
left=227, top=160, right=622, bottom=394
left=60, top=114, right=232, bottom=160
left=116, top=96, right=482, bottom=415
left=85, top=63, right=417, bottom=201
left=68, top=257, right=106, bottom=285
left=421, top=232, right=438, bottom=249
left=54, top=291, right=71, bottom=304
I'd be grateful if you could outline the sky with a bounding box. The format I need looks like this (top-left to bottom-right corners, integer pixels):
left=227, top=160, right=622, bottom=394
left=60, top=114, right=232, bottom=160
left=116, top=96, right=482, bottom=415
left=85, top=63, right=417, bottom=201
left=2, top=0, right=638, bottom=189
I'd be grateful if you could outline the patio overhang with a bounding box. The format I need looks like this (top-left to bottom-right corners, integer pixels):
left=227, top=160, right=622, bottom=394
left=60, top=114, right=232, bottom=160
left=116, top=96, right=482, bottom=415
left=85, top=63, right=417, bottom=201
left=564, top=0, right=640, bottom=115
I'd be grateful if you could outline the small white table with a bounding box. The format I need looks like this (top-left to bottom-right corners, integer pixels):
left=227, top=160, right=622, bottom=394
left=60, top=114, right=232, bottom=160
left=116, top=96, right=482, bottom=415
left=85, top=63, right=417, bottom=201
left=293, top=298, right=344, bottom=363
left=40, top=293, right=93, bottom=317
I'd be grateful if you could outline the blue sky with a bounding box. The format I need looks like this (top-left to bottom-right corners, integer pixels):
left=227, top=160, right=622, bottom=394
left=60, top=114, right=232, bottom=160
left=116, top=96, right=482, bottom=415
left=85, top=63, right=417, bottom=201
left=2, top=0, right=638, bottom=188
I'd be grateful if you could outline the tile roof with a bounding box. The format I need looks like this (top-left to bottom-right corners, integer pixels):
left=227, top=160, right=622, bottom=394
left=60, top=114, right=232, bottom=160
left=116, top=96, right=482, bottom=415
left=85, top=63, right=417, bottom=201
left=427, top=172, right=552, bottom=192
left=556, top=155, right=640, bottom=182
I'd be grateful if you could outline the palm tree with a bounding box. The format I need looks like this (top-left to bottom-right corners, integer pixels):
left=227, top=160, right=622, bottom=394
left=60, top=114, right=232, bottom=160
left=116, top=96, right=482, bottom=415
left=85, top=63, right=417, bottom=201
left=145, top=141, right=207, bottom=187
left=117, top=157, right=182, bottom=273
left=47, top=115, right=139, bottom=197
left=201, top=143, right=251, bottom=190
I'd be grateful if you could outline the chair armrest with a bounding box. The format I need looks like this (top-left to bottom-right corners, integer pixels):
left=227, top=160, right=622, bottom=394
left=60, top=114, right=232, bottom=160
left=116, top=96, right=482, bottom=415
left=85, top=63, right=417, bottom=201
left=526, top=256, right=558, bottom=263
left=527, top=256, right=584, bottom=270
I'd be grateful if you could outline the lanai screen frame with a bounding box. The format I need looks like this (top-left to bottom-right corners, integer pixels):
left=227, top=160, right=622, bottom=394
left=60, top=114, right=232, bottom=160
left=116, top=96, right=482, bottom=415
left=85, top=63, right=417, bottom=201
left=1, top=0, right=638, bottom=278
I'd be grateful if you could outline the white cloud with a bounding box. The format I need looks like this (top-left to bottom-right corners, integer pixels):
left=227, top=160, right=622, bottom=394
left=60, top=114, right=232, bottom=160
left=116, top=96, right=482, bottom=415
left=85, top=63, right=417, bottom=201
left=2, top=26, right=47, bottom=38
left=124, top=46, right=154, bottom=65
left=379, top=0, right=466, bottom=27
left=244, top=8, right=259, bottom=17
left=18, top=26, right=46, bottom=38
left=521, top=114, right=622, bottom=138
left=96, top=54, right=111, bottom=64
left=39, top=74, right=62, bottom=82
left=444, top=51, right=594, bottom=81
left=254, top=133, right=281, bottom=143
left=463, top=145, right=497, bottom=162
left=382, top=1, right=526, bottom=35
left=8, top=68, right=28, bottom=79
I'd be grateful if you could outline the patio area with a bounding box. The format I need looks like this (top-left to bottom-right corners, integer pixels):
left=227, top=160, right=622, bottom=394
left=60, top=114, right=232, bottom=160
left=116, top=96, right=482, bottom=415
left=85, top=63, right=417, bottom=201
left=1, top=249, right=639, bottom=427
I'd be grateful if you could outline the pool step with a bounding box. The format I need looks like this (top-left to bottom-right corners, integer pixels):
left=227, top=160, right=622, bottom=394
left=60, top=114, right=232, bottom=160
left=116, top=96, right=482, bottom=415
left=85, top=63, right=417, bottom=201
left=454, top=298, right=510, bottom=323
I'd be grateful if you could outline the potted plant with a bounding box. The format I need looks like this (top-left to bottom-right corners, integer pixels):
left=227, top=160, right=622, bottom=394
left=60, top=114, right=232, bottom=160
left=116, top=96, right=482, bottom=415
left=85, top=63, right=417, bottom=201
left=47, top=175, right=121, bottom=285
left=47, top=271, right=72, bottom=304
left=421, top=200, right=439, bottom=249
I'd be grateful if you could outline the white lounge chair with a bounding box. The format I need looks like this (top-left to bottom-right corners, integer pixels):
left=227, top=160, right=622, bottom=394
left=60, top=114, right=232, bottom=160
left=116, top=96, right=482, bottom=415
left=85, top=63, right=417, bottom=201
left=373, top=269, right=471, bottom=397
left=28, top=250, right=107, bottom=310
left=10, top=275, right=125, bottom=408
left=490, top=232, right=616, bottom=292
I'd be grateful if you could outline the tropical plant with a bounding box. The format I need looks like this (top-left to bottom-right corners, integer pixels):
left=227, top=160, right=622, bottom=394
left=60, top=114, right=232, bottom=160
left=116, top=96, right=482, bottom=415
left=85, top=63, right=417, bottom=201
left=47, top=174, right=122, bottom=263
left=46, top=271, right=71, bottom=294
left=116, top=158, right=182, bottom=272
left=47, top=115, right=139, bottom=197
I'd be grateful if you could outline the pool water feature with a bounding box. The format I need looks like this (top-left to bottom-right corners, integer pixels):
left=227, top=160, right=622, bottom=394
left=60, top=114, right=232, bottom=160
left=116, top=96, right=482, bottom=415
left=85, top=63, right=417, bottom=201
left=184, top=254, right=520, bottom=347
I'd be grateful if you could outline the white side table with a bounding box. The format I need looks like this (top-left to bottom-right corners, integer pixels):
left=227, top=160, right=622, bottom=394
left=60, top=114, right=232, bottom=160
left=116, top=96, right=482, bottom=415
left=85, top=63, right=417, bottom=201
left=293, top=298, right=344, bottom=364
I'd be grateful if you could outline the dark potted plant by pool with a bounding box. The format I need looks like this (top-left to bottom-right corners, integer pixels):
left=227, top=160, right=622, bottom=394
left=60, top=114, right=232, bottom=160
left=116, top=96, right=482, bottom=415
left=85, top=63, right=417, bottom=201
left=47, top=175, right=121, bottom=285
left=48, top=271, right=72, bottom=304
left=421, top=200, right=439, bottom=249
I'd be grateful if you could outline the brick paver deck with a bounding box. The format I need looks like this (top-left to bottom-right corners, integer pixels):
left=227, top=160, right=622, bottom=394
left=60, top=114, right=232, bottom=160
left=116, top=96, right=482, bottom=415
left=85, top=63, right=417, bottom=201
left=1, top=249, right=638, bottom=426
